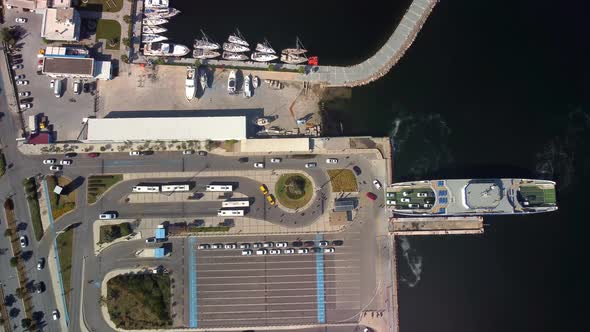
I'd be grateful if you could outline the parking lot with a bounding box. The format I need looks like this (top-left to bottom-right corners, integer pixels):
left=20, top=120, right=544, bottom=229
left=5, top=8, right=96, bottom=140
left=182, top=233, right=363, bottom=328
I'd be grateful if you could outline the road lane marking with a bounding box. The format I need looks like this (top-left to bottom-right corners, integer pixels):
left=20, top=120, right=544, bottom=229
left=196, top=272, right=354, bottom=279
left=188, top=237, right=198, bottom=328
left=196, top=257, right=361, bottom=264
left=315, top=233, right=326, bottom=324
left=196, top=286, right=360, bottom=293
left=195, top=293, right=360, bottom=300
left=194, top=279, right=360, bottom=286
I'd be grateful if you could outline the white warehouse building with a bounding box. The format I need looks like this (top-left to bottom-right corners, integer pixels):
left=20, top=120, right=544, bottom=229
left=86, top=117, right=247, bottom=142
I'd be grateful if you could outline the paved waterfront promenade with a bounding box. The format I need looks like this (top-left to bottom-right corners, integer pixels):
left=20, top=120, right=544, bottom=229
left=138, top=0, right=437, bottom=87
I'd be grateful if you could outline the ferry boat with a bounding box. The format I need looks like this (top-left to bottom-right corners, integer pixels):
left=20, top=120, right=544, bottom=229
left=243, top=74, right=252, bottom=98
left=256, top=40, right=275, bottom=54
left=144, top=8, right=180, bottom=19
left=142, top=18, right=168, bottom=26
left=386, top=179, right=558, bottom=216
left=281, top=37, right=307, bottom=55
left=192, top=49, right=220, bottom=59
left=143, top=26, right=167, bottom=34
left=280, top=53, right=308, bottom=64
left=144, top=42, right=190, bottom=57
left=144, top=0, right=169, bottom=9
left=251, top=52, right=278, bottom=62
left=228, top=29, right=249, bottom=47
left=142, top=33, right=168, bottom=43
left=194, top=30, right=220, bottom=50
left=185, top=67, right=196, bottom=100
left=198, top=67, right=208, bottom=91
left=227, top=70, right=236, bottom=94
left=223, top=42, right=250, bottom=53
left=222, top=51, right=248, bottom=61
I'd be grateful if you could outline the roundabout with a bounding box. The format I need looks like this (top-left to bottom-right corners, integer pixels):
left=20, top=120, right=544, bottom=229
left=274, top=173, right=314, bottom=210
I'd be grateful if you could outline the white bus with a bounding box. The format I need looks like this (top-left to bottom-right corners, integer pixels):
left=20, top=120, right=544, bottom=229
left=222, top=200, right=250, bottom=208
left=132, top=185, right=160, bottom=193
left=217, top=209, right=245, bottom=217
left=206, top=184, right=233, bottom=192
left=161, top=184, right=191, bottom=192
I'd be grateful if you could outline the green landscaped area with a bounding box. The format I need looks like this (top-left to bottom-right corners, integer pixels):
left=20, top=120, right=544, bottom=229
left=46, top=175, right=76, bottom=220
left=275, top=173, right=313, bottom=209
left=327, top=169, right=358, bottom=192
left=87, top=174, right=123, bottom=204
left=188, top=226, right=231, bottom=233
left=99, top=222, right=132, bottom=244
left=57, top=227, right=74, bottom=312
left=78, top=0, right=124, bottom=12
left=520, top=185, right=557, bottom=205
left=23, top=177, right=43, bottom=241
left=107, top=274, right=172, bottom=329
left=96, top=19, right=121, bottom=50
left=0, top=150, right=6, bottom=177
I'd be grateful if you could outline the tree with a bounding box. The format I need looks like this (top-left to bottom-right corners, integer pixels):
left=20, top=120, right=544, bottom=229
left=21, top=318, right=31, bottom=329
left=120, top=54, right=129, bottom=64
left=9, top=256, right=18, bottom=267
left=4, top=229, right=12, bottom=238
left=193, top=59, right=201, bottom=67
left=122, top=38, right=130, bottom=47
left=0, top=27, right=17, bottom=46
left=15, top=287, right=27, bottom=299
left=123, top=15, right=132, bottom=24
left=98, top=295, right=107, bottom=307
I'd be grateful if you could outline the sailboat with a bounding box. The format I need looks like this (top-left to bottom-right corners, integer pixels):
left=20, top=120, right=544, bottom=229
left=142, top=34, right=168, bottom=43
left=280, top=53, right=308, bottom=64
left=144, top=8, right=180, bottom=19
left=143, top=26, right=167, bottom=34
left=281, top=37, right=307, bottom=55
left=255, top=39, right=275, bottom=54
left=223, top=42, right=250, bottom=53
left=192, top=49, right=220, bottom=59
left=194, top=30, right=220, bottom=50
left=143, top=18, right=168, bottom=26
left=222, top=51, right=248, bottom=61
left=185, top=67, right=196, bottom=100
left=228, top=29, right=249, bottom=47
left=251, top=52, right=278, bottom=62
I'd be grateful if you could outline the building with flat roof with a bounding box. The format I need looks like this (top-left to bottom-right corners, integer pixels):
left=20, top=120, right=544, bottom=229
left=86, top=116, right=247, bottom=142
left=41, top=7, right=80, bottom=41
left=42, top=56, right=112, bottom=80
left=240, top=138, right=311, bottom=153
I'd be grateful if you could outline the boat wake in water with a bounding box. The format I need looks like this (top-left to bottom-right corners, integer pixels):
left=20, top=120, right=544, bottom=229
left=398, top=237, right=423, bottom=288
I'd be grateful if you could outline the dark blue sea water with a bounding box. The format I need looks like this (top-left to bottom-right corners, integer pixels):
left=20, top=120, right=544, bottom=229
left=166, top=0, right=590, bottom=331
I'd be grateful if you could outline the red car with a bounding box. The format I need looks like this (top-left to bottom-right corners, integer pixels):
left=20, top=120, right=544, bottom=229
left=366, top=192, right=377, bottom=201
left=87, top=153, right=100, bottom=158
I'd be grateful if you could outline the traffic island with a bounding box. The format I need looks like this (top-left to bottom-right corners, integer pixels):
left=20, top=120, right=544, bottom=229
left=87, top=174, right=123, bottom=204
left=275, top=173, right=314, bottom=209
left=23, top=177, right=44, bottom=241
left=46, top=175, right=76, bottom=220
left=327, top=169, right=359, bottom=192
left=56, top=228, right=74, bottom=312
left=106, top=273, right=172, bottom=329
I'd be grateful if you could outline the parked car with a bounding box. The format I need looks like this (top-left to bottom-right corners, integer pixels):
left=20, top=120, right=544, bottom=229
left=211, top=243, right=223, bottom=249
left=238, top=157, right=249, bottom=163
left=366, top=192, right=377, bottom=201
left=253, top=162, right=264, bottom=168
left=18, top=91, right=30, bottom=97
left=52, top=309, right=60, bottom=320
left=318, top=241, right=329, bottom=247
left=37, top=258, right=45, bottom=270
left=50, top=80, right=55, bottom=88
left=99, top=212, right=118, bottom=220
left=239, top=243, right=250, bottom=249
left=198, top=244, right=210, bottom=249
left=304, top=241, right=315, bottom=247
left=270, top=158, right=282, bottom=163
left=49, top=165, right=62, bottom=171
left=19, top=235, right=28, bottom=248
left=183, top=150, right=194, bottom=155
left=83, top=83, right=90, bottom=93
left=297, top=248, right=309, bottom=254
left=332, top=240, right=344, bottom=246
left=73, top=80, right=81, bottom=94
left=292, top=241, right=303, bottom=247
left=256, top=249, right=267, bottom=255
left=266, top=195, right=276, bottom=206
left=276, top=242, right=288, bottom=248
left=145, top=237, right=157, bottom=244
left=224, top=243, right=237, bottom=249
left=353, top=166, right=362, bottom=175
left=326, top=158, right=338, bottom=164
left=269, top=249, right=281, bottom=255
left=252, top=243, right=263, bottom=248
left=35, top=281, right=45, bottom=294
left=65, top=152, right=77, bottom=158
left=15, top=17, right=27, bottom=23
left=323, top=247, right=335, bottom=254
left=198, top=151, right=207, bottom=156
left=417, top=192, right=428, bottom=197
left=372, top=179, right=382, bottom=190
left=43, top=158, right=56, bottom=164
left=14, top=74, right=25, bottom=80
left=19, top=103, right=32, bottom=109
left=87, top=153, right=100, bottom=158
left=305, top=162, right=317, bottom=168
left=283, top=248, right=295, bottom=254
left=16, top=80, right=29, bottom=85
left=59, top=159, right=72, bottom=165
left=12, top=64, right=23, bottom=70
left=241, top=249, right=252, bottom=256
left=129, top=151, right=141, bottom=156
left=262, top=242, right=274, bottom=248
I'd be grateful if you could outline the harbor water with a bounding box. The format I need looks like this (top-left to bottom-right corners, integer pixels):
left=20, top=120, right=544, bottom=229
left=163, top=0, right=589, bottom=331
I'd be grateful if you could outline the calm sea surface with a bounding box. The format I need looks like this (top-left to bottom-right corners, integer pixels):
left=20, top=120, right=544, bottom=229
left=166, top=0, right=589, bottom=331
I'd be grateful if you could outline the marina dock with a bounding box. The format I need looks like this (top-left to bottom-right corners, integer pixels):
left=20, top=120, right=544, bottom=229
left=390, top=216, right=485, bottom=236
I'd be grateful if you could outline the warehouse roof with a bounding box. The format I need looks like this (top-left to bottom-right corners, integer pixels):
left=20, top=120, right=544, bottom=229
left=86, top=117, right=247, bottom=141
left=240, top=138, right=310, bottom=153
left=43, top=57, right=93, bottom=76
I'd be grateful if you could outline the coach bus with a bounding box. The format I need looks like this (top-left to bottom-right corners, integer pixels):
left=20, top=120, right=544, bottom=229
left=217, top=209, right=245, bottom=217
left=206, top=184, right=233, bottom=192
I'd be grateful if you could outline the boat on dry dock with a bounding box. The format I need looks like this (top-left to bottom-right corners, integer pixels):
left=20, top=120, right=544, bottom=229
left=144, top=42, right=190, bottom=57
left=199, top=67, right=208, bottom=92
left=251, top=52, right=278, bottom=62
left=185, top=67, right=196, bottom=100
left=222, top=51, right=248, bottom=61
left=228, top=29, right=249, bottom=47
left=243, top=74, right=252, bottom=98
left=192, top=49, right=220, bottom=59
left=223, top=42, right=250, bottom=53
left=194, top=30, right=220, bottom=50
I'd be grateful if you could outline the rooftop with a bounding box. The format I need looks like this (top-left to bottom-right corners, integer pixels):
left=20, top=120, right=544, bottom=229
left=43, top=57, right=94, bottom=76
left=41, top=8, right=80, bottom=41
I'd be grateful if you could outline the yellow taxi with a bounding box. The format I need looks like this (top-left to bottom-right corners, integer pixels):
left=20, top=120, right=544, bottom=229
left=266, top=194, right=276, bottom=206
left=259, top=184, right=269, bottom=195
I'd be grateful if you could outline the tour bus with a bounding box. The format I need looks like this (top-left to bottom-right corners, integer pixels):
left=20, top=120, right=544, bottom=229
left=221, top=200, right=250, bottom=208
left=132, top=185, right=160, bottom=193
left=217, top=209, right=245, bottom=217
left=206, top=184, right=233, bottom=192
left=161, top=184, right=191, bottom=192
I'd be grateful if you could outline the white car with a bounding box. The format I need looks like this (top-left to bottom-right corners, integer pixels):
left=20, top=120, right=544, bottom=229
left=15, top=17, right=27, bottom=23
left=19, top=103, right=32, bottom=109
left=252, top=243, right=262, bottom=248
left=50, top=80, right=55, bottom=88
left=326, top=158, right=338, bottom=164
left=275, top=242, right=288, bottom=248
left=283, top=248, right=295, bottom=254
left=239, top=243, right=250, bottom=249
left=241, top=249, right=252, bottom=256
left=269, top=249, right=281, bottom=255
left=52, top=309, right=60, bottom=320
left=49, top=165, right=62, bottom=171
left=417, top=192, right=428, bottom=198
left=59, top=159, right=72, bottom=165
left=16, top=80, right=29, bottom=85
left=323, top=248, right=335, bottom=254
left=262, top=242, right=274, bottom=248
left=73, top=80, right=81, bottom=94
left=12, top=64, right=23, bottom=70
left=198, top=244, right=210, bottom=249
left=211, top=243, right=223, bottom=249
left=297, top=248, right=309, bottom=254
left=224, top=243, right=237, bottom=249
left=253, top=162, right=265, bottom=168
left=400, top=197, right=410, bottom=203
left=14, top=74, right=25, bottom=80
left=372, top=179, right=382, bottom=190
left=18, top=91, right=30, bottom=97
left=182, top=150, right=194, bottom=155
left=129, top=151, right=141, bottom=156
left=270, top=158, right=282, bottom=163
left=19, top=235, right=28, bottom=248
left=305, top=162, right=317, bottom=168
left=99, top=212, right=117, bottom=220
left=256, top=249, right=267, bottom=255
left=43, top=159, right=56, bottom=165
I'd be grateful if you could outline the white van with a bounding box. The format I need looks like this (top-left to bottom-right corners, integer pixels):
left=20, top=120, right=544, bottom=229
left=54, top=79, right=62, bottom=98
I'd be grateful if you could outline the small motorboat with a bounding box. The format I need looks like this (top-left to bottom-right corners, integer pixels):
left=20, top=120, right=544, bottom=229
left=252, top=76, right=260, bottom=89
left=227, top=70, right=236, bottom=94
left=243, top=74, right=252, bottom=98
left=142, top=33, right=168, bottom=43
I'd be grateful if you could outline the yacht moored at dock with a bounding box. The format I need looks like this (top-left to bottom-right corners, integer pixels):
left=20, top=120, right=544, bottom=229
left=280, top=53, right=308, bottom=64
left=387, top=178, right=558, bottom=216
left=144, top=8, right=180, bottom=19
left=144, top=0, right=169, bottom=9
left=142, top=26, right=167, bottom=34
left=222, top=51, right=248, bottom=61
left=223, top=42, right=250, bottom=53
left=194, top=30, right=220, bottom=50
left=251, top=52, right=278, bottom=62
left=143, top=42, right=190, bottom=57
left=185, top=67, right=196, bottom=100
left=256, top=39, right=275, bottom=54
left=192, top=49, right=220, bottom=59
left=143, top=18, right=168, bottom=26
left=142, top=34, right=168, bottom=43
left=228, top=29, right=249, bottom=47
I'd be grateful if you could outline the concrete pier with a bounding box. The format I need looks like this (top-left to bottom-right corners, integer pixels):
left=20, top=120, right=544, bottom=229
left=390, top=216, right=485, bottom=236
